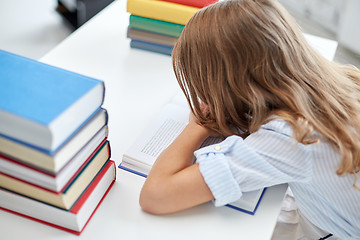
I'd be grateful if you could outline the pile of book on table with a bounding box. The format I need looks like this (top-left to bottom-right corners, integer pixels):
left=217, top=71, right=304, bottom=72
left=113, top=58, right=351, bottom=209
left=126, top=0, right=218, bottom=55
left=0, top=49, right=116, bottom=235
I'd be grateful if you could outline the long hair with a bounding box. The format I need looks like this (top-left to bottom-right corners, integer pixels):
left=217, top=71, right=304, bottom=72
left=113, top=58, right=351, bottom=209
left=172, top=0, right=360, bottom=188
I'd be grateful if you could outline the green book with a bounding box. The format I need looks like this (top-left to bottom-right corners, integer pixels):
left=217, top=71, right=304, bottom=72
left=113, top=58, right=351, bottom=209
left=129, top=15, right=184, bottom=38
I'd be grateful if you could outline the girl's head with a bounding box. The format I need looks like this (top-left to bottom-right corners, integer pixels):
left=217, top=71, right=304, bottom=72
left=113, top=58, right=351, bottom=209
left=173, top=0, right=319, bottom=136
left=173, top=0, right=360, bottom=185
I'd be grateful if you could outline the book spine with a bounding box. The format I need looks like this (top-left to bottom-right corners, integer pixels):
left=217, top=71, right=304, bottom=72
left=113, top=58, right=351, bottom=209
left=129, top=15, right=184, bottom=38
left=126, top=0, right=199, bottom=25
left=159, top=0, right=218, bottom=8
left=130, top=40, right=173, bottom=56
left=127, top=27, right=177, bottom=47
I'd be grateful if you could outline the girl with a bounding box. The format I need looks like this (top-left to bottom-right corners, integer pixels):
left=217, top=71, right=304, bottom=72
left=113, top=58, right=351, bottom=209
left=139, top=0, right=360, bottom=239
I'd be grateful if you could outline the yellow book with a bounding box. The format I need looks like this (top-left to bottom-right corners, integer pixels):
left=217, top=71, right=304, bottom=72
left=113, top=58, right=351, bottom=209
left=0, top=141, right=110, bottom=210
left=127, top=0, right=200, bottom=25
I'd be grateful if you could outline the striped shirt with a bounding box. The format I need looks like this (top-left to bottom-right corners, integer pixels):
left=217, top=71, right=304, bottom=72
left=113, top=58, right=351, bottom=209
left=195, top=119, right=360, bottom=239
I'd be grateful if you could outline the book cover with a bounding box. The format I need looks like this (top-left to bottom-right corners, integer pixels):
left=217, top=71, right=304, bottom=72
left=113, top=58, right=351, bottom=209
left=160, top=0, right=218, bottom=8
left=129, top=15, right=184, bottom=38
left=0, top=141, right=111, bottom=210
left=0, top=49, right=105, bottom=152
left=130, top=39, right=173, bottom=56
left=127, top=0, right=199, bottom=25
left=225, top=188, right=267, bottom=215
left=0, top=108, right=108, bottom=173
left=0, top=160, right=116, bottom=235
left=119, top=95, right=265, bottom=214
left=127, top=27, right=178, bottom=47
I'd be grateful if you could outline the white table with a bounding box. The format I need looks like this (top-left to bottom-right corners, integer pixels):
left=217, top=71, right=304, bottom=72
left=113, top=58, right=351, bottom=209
left=1, top=0, right=296, bottom=239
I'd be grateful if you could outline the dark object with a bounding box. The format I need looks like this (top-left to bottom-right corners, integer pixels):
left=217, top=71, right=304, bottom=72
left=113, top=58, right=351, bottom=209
left=319, top=234, right=333, bottom=240
left=56, top=0, right=114, bottom=28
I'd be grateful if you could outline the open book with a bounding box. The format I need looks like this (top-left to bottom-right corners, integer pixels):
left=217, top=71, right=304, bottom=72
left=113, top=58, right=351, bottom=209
left=119, top=93, right=265, bottom=215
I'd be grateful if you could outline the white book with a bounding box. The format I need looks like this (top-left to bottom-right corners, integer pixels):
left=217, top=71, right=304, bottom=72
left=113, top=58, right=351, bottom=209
left=119, top=94, right=265, bottom=215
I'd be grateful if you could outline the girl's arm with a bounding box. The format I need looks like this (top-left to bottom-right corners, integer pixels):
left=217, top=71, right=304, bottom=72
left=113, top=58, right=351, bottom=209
left=139, top=120, right=215, bottom=214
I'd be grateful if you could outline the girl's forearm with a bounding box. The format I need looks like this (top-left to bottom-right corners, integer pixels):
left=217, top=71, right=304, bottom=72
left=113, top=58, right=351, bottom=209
left=149, top=122, right=211, bottom=177
left=139, top=122, right=214, bottom=214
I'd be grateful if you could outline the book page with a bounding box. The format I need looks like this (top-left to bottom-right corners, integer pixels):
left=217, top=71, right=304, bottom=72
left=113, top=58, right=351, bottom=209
left=123, top=103, right=189, bottom=167
left=140, top=118, right=187, bottom=158
left=229, top=189, right=265, bottom=212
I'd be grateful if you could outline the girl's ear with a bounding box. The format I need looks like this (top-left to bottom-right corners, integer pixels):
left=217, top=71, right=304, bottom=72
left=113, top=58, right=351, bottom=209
left=199, top=102, right=210, bottom=117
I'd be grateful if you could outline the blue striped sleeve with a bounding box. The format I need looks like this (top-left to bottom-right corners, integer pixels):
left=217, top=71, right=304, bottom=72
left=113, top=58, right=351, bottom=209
left=196, top=141, right=243, bottom=207
left=195, top=120, right=312, bottom=207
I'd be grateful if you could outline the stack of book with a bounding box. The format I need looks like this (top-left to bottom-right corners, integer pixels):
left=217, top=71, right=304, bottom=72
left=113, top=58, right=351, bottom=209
left=126, top=0, right=217, bottom=55
left=0, top=49, right=116, bottom=235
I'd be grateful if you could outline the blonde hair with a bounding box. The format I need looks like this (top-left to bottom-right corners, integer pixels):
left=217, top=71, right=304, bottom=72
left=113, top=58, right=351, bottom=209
left=172, top=0, right=360, bottom=188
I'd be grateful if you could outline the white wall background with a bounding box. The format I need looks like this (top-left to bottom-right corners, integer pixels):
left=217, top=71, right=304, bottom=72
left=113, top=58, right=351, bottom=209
left=0, top=0, right=73, bottom=59
left=279, top=0, right=360, bottom=55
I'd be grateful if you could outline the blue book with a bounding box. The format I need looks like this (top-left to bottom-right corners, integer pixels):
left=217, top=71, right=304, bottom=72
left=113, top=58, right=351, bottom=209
left=0, top=49, right=105, bottom=153
left=130, top=39, right=173, bottom=56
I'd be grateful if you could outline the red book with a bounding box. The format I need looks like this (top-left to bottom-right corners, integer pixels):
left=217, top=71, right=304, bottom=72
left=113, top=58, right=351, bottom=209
left=0, top=160, right=116, bottom=235
left=160, top=0, right=218, bottom=8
